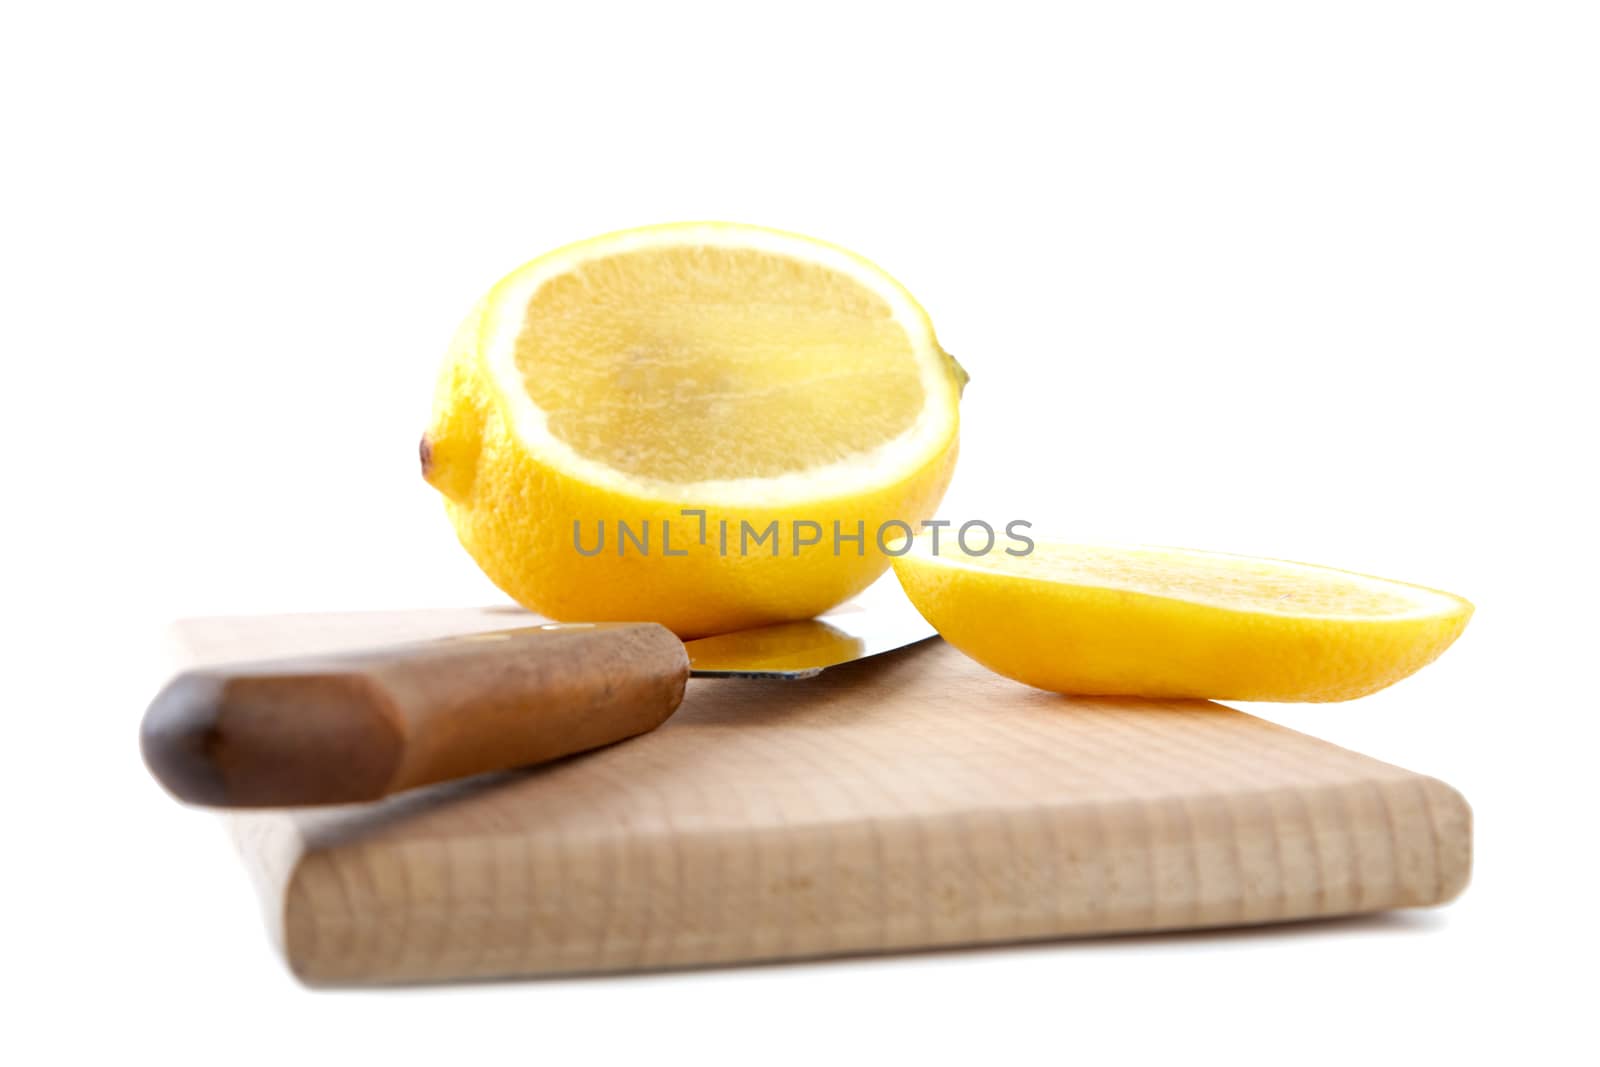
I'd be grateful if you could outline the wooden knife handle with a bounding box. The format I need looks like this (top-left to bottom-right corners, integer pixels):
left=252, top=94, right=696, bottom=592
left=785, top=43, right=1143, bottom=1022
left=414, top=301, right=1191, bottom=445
left=141, top=622, right=690, bottom=808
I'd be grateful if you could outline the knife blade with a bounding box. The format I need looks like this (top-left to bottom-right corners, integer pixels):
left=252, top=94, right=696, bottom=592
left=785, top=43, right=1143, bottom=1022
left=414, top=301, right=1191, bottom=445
left=141, top=602, right=935, bottom=809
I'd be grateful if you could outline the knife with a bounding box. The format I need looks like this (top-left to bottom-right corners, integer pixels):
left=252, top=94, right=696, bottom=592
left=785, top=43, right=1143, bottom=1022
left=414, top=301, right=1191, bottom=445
left=141, top=604, right=935, bottom=808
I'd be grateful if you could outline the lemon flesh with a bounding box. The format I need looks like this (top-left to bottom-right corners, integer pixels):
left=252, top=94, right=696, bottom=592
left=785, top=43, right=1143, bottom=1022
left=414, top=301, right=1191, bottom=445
left=516, top=244, right=927, bottom=483
left=423, top=223, right=962, bottom=638
left=892, top=541, right=1472, bottom=701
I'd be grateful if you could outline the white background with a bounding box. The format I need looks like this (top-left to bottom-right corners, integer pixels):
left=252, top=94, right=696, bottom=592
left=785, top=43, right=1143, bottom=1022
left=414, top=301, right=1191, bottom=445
left=6, top=1, right=1597, bottom=1063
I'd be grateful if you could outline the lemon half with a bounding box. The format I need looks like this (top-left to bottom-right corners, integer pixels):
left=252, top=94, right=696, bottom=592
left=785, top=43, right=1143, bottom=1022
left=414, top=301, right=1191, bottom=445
left=423, top=223, right=963, bottom=637
left=892, top=541, right=1472, bottom=701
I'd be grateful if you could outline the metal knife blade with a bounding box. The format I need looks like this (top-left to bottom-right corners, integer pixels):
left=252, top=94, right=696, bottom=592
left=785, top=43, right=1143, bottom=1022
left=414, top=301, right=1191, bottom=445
left=683, top=602, right=936, bottom=678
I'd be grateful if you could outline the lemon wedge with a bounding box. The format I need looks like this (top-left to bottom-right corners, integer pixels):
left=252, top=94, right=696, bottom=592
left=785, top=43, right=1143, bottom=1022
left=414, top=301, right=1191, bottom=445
left=892, top=541, right=1472, bottom=701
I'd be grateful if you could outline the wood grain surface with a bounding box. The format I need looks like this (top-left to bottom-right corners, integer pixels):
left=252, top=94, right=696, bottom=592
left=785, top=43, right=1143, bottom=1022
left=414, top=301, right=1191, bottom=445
left=170, top=606, right=1472, bottom=985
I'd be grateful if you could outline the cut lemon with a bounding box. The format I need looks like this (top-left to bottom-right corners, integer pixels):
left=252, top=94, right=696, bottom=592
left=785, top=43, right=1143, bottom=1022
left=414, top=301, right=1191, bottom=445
left=422, top=223, right=963, bottom=638
left=892, top=541, right=1472, bottom=701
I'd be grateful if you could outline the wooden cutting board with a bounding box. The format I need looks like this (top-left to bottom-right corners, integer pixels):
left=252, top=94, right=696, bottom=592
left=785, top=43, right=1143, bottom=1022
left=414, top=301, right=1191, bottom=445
left=170, top=606, right=1471, bottom=985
